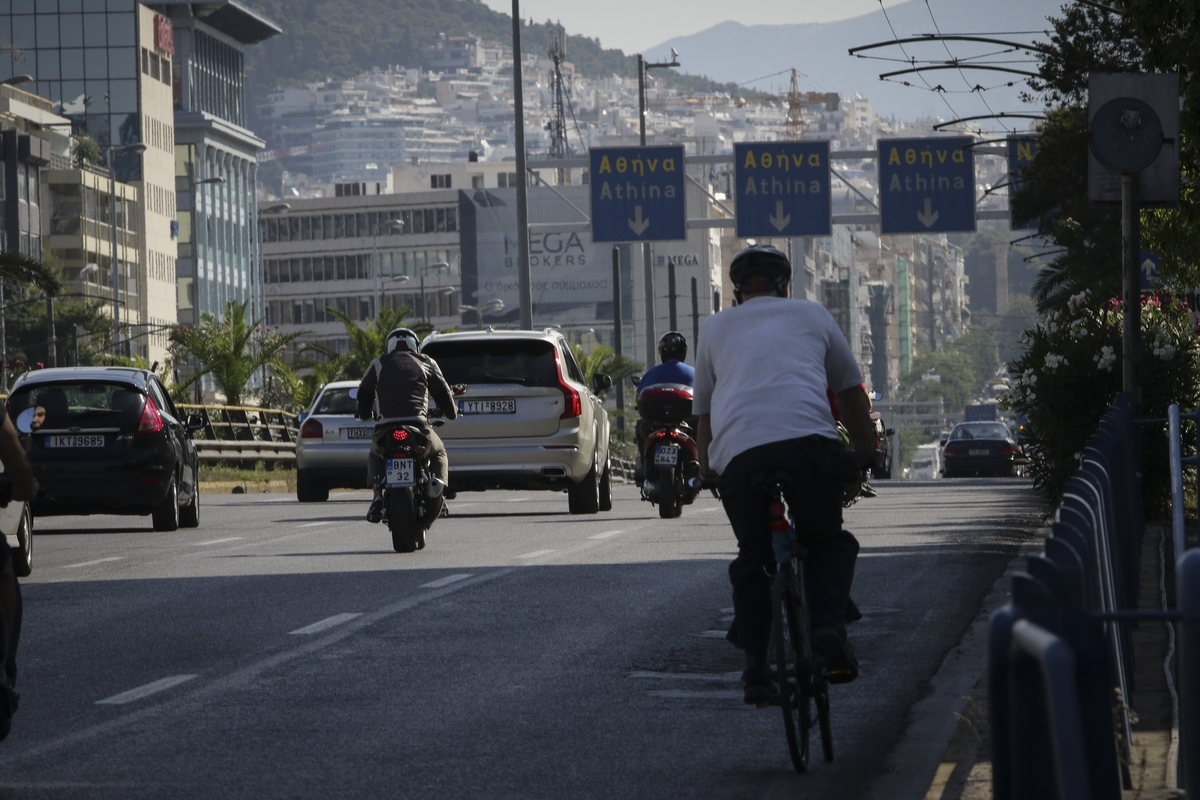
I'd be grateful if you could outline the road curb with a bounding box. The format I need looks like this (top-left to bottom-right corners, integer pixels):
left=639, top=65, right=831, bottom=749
left=864, top=529, right=1047, bottom=800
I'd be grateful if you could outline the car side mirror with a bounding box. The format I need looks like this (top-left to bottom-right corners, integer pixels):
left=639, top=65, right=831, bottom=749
left=297, top=411, right=308, bottom=424
left=630, top=374, right=641, bottom=388
left=939, top=435, right=949, bottom=446
left=592, top=373, right=612, bottom=393
left=14, top=407, right=35, bottom=434
left=348, top=387, right=359, bottom=400
left=885, top=428, right=895, bottom=437
left=185, top=413, right=207, bottom=433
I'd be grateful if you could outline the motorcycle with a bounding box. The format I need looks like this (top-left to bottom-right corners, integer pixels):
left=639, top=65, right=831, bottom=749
left=375, top=418, right=446, bottom=553
left=635, top=378, right=701, bottom=519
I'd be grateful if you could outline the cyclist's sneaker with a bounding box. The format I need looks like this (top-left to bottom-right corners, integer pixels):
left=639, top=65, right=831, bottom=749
left=366, top=498, right=384, bottom=524
left=741, top=667, right=781, bottom=706
left=813, top=628, right=859, bottom=684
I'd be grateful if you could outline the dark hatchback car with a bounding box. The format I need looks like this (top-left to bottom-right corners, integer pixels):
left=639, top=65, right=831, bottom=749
left=6, top=367, right=203, bottom=530
left=942, top=421, right=1024, bottom=478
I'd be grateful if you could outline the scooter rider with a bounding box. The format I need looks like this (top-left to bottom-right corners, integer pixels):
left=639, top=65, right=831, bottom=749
left=358, top=328, right=458, bottom=524
left=634, top=331, right=695, bottom=486
left=694, top=244, right=875, bottom=703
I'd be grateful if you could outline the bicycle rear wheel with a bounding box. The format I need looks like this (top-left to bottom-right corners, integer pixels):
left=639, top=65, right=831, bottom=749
left=816, top=682, right=834, bottom=762
left=775, top=579, right=810, bottom=773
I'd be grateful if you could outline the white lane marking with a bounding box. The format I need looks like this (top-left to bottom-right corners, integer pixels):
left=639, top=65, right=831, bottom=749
left=628, top=671, right=741, bottom=682
left=289, top=613, right=363, bottom=635
left=646, top=690, right=743, bottom=700
left=516, top=550, right=555, bottom=559
left=96, top=675, right=198, bottom=705
left=62, top=557, right=124, bottom=569
left=421, top=574, right=473, bottom=589
left=506, top=498, right=531, bottom=503
left=193, top=537, right=242, bottom=546
left=297, top=521, right=333, bottom=528
left=589, top=529, right=624, bottom=540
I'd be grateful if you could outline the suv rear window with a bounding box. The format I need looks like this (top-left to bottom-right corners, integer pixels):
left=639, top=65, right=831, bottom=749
left=313, top=387, right=358, bottom=415
left=423, top=340, right=558, bottom=387
left=8, top=382, right=145, bottom=430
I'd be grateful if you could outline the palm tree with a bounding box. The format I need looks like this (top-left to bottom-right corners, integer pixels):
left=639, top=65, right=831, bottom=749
left=0, top=251, right=60, bottom=296
left=170, top=301, right=309, bottom=407
left=305, top=305, right=435, bottom=383
left=266, top=352, right=350, bottom=413
left=571, top=343, right=642, bottom=389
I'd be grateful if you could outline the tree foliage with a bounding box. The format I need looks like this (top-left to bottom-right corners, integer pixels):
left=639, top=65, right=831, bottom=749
left=570, top=343, right=642, bottom=389
left=169, top=301, right=309, bottom=407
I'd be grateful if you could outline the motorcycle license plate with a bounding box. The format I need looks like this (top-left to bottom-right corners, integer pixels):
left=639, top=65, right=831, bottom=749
left=654, top=445, right=679, bottom=466
left=386, top=458, right=415, bottom=487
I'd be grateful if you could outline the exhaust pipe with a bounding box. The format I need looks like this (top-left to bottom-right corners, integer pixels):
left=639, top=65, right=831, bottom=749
left=541, top=466, right=567, bottom=477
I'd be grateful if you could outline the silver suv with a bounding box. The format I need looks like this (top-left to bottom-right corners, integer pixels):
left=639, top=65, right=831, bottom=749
left=420, top=329, right=613, bottom=514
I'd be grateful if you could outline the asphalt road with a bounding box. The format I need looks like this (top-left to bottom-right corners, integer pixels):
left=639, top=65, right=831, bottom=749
left=0, top=478, right=1040, bottom=799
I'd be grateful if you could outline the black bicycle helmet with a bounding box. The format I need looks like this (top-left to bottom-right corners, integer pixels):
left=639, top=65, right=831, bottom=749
left=729, top=244, right=792, bottom=295
left=658, top=331, right=687, bottom=363
left=385, top=327, right=420, bottom=354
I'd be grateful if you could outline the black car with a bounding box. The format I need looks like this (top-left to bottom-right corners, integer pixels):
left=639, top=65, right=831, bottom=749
left=6, top=367, right=203, bottom=530
left=942, top=421, right=1024, bottom=478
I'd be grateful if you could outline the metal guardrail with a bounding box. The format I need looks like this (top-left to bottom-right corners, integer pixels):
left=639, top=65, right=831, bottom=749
left=177, top=404, right=298, bottom=466
left=989, top=394, right=1142, bottom=799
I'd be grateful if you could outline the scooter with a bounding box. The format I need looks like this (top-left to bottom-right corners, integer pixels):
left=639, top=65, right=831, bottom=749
left=634, top=378, right=701, bottom=519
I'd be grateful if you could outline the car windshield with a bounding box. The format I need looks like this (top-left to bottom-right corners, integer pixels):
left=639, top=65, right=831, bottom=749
left=950, top=422, right=1010, bottom=440
left=313, top=387, right=358, bottom=415
left=7, top=382, right=144, bottom=430
left=422, top=340, right=558, bottom=387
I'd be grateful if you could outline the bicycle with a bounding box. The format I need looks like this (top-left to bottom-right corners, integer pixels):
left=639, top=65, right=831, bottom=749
left=753, top=470, right=834, bottom=773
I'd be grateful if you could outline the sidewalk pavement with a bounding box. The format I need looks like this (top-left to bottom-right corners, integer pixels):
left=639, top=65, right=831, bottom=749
left=925, top=524, right=1183, bottom=800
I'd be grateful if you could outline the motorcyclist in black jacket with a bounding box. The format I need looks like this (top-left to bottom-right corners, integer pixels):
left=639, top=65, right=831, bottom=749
left=357, top=328, right=458, bottom=523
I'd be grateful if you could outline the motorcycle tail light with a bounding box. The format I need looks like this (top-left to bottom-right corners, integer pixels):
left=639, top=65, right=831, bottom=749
left=392, top=428, right=409, bottom=441
left=300, top=418, right=323, bottom=439
left=137, top=395, right=163, bottom=435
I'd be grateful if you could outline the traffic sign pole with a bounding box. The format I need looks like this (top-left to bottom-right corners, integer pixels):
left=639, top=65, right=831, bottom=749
left=511, top=0, right=533, bottom=328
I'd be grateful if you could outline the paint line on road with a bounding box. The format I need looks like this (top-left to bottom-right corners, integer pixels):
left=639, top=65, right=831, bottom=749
left=62, top=557, right=123, bottom=569
left=505, top=498, right=531, bottom=503
left=516, top=550, right=556, bottom=559
left=628, top=671, right=740, bottom=682
left=589, top=530, right=624, bottom=540
left=420, top=574, right=473, bottom=589
left=693, top=630, right=728, bottom=639
left=289, top=613, right=363, bottom=635
left=646, top=689, right=742, bottom=700
left=193, top=537, right=243, bottom=546
left=96, top=675, right=198, bottom=706
left=297, top=521, right=334, bottom=528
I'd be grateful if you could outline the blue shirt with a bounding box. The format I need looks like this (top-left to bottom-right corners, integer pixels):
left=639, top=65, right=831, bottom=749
left=639, top=360, right=694, bottom=394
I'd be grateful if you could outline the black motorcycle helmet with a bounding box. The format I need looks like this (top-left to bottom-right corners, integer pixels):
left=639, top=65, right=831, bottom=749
left=729, top=244, right=792, bottom=299
left=658, top=331, right=687, bottom=363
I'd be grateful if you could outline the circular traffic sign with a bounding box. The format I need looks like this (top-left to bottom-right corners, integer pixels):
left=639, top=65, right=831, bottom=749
left=1089, top=97, right=1165, bottom=174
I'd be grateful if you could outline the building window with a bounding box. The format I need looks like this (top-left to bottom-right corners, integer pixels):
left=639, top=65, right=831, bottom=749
left=430, top=174, right=451, bottom=189
left=471, top=175, right=484, bottom=189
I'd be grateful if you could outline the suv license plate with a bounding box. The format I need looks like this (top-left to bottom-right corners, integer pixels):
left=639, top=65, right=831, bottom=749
left=344, top=427, right=373, bottom=439
left=386, top=458, right=415, bottom=487
left=654, top=445, right=679, bottom=466
left=48, top=435, right=105, bottom=448
left=458, top=399, right=516, bottom=415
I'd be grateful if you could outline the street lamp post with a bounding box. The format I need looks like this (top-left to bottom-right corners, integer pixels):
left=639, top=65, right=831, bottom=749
left=459, top=298, right=505, bottom=330
left=637, top=49, right=680, bottom=368
left=418, top=261, right=451, bottom=324
left=373, top=218, right=405, bottom=320
left=106, top=142, right=146, bottom=356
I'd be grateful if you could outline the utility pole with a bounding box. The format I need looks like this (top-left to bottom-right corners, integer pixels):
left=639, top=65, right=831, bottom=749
left=667, top=260, right=677, bottom=333
left=512, top=1, right=533, bottom=328
left=612, top=246, right=624, bottom=432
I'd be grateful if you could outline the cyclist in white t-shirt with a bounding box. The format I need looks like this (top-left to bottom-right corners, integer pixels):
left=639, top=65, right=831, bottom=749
left=693, top=244, right=875, bottom=704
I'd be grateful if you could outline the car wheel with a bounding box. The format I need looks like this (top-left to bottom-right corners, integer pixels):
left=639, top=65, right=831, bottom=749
left=598, top=461, right=612, bottom=512
left=12, top=505, right=31, bottom=578
left=152, top=478, right=180, bottom=532
left=296, top=471, right=329, bottom=503
left=180, top=488, right=200, bottom=528
left=568, top=463, right=600, bottom=515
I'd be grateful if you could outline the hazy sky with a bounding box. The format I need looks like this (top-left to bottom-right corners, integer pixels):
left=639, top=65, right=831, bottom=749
left=479, top=0, right=887, bottom=54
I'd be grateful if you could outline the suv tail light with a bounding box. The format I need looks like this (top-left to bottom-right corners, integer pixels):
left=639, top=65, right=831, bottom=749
left=301, top=418, right=324, bottom=439
left=137, top=395, right=163, bottom=435
left=555, top=353, right=582, bottom=420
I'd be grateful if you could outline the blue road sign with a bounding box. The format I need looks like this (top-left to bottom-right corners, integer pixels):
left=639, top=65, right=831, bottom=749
left=734, top=141, right=831, bottom=238
left=1007, top=135, right=1038, bottom=230
left=589, top=146, right=687, bottom=242
left=879, top=137, right=975, bottom=235
left=1140, top=249, right=1161, bottom=290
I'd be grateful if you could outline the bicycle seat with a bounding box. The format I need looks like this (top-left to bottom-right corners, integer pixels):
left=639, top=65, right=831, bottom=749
left=750, top=471, right=794, bottom=492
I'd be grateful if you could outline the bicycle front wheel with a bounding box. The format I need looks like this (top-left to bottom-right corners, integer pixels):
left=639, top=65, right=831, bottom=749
left=816, top=683, right=834, bottom=762
left=775, top=580, right=810, bottom=773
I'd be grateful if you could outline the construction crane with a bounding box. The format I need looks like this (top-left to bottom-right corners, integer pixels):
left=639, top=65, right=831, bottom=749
left=784, top=68, right=840, bottom=140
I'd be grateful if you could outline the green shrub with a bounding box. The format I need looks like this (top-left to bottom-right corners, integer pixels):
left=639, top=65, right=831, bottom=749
left=1002, top=291, right=1200, bottom=513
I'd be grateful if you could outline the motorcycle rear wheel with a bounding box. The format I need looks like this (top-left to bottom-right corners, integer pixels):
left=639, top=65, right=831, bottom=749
left=657, top=473, right=680, bottom=519
left=387, top=489, right=418, bottom=553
